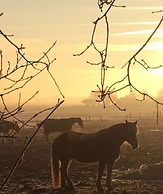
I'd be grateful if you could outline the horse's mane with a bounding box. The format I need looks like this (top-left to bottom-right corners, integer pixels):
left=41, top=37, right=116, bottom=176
left=67, top=117, right=80, bottom=120
left=48, top=117, right=79, bottom=121
left=98, top=123, right=125, bottom=134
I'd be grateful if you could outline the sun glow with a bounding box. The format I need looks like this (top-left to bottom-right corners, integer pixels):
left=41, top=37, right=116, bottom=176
left=148, top=66, right=163, bottom=75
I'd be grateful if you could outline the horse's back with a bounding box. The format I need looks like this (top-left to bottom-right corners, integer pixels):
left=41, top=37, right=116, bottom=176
left=53, top=129, right=114, bottom=148
left=43, top=119, right=72, bottom=135
left=52, top=131, right=96, bottom=162
left=52, top=130, right=120, bottom=163
left=0, top=120, right=14, bottom=133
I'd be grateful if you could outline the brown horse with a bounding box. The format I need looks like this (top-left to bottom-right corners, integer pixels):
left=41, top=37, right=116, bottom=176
left=37, top=117, right=84, bottom=142
left=51, top=120, right=138, bottom=193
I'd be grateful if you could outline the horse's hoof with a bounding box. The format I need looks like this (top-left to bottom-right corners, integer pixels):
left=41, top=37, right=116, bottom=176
left=67, top=187, right=76, bottom=193
left=105, top=187, right=113, bottom=193
left=97, top=188, right=105, bottom=193
left=62, top=186, right=76, bottom=193
left=52, top=187, right=65, bottom=193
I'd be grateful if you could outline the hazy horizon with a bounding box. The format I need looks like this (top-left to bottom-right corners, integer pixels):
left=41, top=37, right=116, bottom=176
left=0, top=1, right=163, bottom=121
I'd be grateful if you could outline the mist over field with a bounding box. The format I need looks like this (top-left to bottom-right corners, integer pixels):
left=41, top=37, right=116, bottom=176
left=16, top=89, right=163, bottom=126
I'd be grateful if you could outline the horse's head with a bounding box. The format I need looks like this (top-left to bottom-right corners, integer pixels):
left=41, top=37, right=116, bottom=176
left=77, top=117, right=84, bottom=128
left=14, top=121, right=20, bottom=133
left=125, top=120, right=138, bottom=149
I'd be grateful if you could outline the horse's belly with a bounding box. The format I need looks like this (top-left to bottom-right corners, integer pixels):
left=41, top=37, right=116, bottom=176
left=72, top=147, right=120, bottom=163
left=71, top=148, right=103, bottom=163
left=74, top=154, right=98, bottom=163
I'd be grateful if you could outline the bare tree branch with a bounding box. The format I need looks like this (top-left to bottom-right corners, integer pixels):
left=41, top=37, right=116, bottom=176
left=0, top=99, right=64, bottom=191
left=74, top=1, right=163, bottom=123
left=0, top=28, right=64, bottom=123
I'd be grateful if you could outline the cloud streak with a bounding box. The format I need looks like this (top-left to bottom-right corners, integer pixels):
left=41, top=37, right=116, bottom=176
left=114, top=28, right=163, bottom=37
left=126, top=6, right=163, bottom=10
left=112, top=21, right=159, bottom=26
left=109, top=41, right=163, bottom=52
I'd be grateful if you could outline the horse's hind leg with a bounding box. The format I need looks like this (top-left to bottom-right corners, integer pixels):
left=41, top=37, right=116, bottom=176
left=2, top=137, right=6, bottom=143
left=60, top=162, right=67, bottom=190
left=96, top=161, right=106, bottom=192
left=3, top=132, right=9, bottom=143
left=60, top=160, right=75, bottom=192
left=44, top=133, right=49, bottom=142
left=106, top=160, right=115, bottom=191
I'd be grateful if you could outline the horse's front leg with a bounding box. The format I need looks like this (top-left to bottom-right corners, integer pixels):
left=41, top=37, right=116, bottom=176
left=106, top=160, right=115, bottom=192
left=96, top=161, right=106, bottom=192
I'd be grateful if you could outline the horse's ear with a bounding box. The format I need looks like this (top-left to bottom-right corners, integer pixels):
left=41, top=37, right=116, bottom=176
left=135, top=121, right=137, bottom=125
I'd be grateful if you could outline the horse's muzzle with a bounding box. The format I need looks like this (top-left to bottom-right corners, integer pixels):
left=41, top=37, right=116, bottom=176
left=132, top=143, right=138, bottom=149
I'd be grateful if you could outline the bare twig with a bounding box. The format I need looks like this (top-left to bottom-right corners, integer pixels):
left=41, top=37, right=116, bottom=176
left=0, top=99, right=64, bottom=191
left=75, top=0, right=163, bottom=119
left=0, top=28, right=64, bottom=122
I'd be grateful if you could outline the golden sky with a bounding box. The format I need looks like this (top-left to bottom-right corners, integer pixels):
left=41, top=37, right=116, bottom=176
left=0, top=0, right=163, bottom=106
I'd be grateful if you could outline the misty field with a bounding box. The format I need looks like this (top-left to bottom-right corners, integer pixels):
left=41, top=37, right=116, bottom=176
left=0, top=119, right=163, bottom=194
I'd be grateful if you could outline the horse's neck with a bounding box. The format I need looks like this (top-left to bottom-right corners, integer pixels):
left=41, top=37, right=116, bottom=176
left=68, top=118, right=78, bottom=125
left=114, top=126, right=127, bottom=147
left=102, top=124, right=127, bottom=147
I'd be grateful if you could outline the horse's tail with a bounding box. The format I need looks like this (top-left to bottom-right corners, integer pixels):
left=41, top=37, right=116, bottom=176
left=51, top=142, right=60, bottom=188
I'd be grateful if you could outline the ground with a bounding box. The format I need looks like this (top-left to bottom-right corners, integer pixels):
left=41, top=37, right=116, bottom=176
left=0, top=119, right=163, bottom=194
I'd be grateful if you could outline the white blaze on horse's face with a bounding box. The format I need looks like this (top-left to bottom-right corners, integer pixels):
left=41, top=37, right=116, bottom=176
left=125, top=120, right=138, bottom=150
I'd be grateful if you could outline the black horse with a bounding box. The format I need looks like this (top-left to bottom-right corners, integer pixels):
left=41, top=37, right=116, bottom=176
left=51, top=120, right=138, bottom=192
left=37, top=117, right=84, bottom=142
